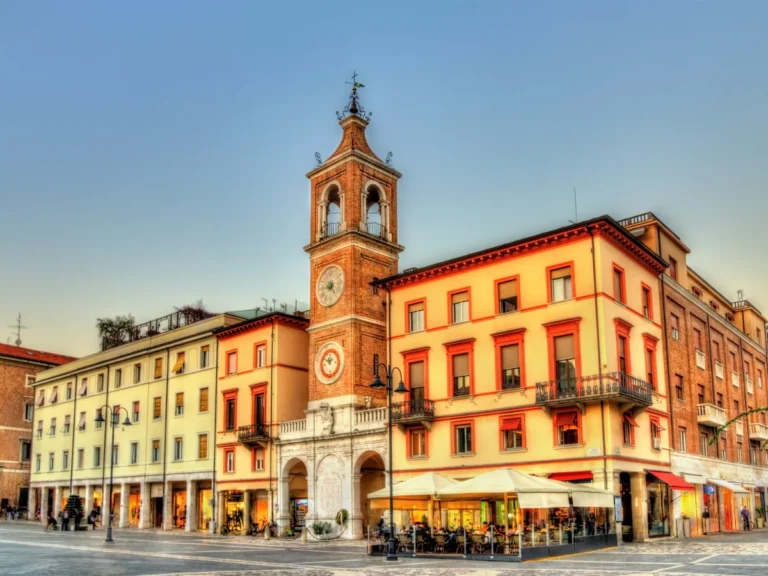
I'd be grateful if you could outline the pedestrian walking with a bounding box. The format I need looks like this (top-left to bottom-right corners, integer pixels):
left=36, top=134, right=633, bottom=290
left=62, top=509, right=70, bottom=531
left=741, top=506, right=751, bottom=531
left=74, top=510, right=82, bottom=531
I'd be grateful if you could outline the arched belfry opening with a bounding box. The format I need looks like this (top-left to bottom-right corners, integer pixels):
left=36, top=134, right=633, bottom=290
left=361, top=182, right=389, bottom=240
left=318, top=183, right=344, bottom=240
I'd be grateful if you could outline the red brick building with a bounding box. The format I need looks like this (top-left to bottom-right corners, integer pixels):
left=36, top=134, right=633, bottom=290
left=0, top=343, right=74, bottom=515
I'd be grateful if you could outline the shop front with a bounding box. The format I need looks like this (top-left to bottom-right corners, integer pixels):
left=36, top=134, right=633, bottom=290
left=291, top=497, right=308, bottom=528
left=198, top=486, right=213, bottom=532
left=150, top=483, right=163, bottom=528
left=225, top=490, right=244, bottom=527
left=173, top=488, right=187, bottom=529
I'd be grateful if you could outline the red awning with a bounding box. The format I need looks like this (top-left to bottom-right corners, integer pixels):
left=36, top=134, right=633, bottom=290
left=648, top=471, right=694, bottom=491
left=500, top=417, right=522, bottom=431
left=549, top=471, right=593, bottom=482
left=554, top=412, right=577, bottom=427
left=624, top=414, right=639, bottom=427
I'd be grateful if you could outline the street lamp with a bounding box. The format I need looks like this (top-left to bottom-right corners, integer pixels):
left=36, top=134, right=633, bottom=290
left=95, top=405, right=132, bottom=543
left=370, top=363, right=408, bottom=561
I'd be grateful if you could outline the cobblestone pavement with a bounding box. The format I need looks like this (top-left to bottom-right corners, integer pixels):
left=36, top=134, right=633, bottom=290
left=0, top=521, right=767, bottom=575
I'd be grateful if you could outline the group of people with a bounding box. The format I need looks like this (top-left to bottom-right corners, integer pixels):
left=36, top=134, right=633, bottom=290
left=3, top=506, right=23, bottom=520
left=46, top=507, right=100, bottom=531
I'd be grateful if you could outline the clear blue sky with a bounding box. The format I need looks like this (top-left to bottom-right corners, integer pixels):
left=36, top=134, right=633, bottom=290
left=1, top=1, right=767, bottom=357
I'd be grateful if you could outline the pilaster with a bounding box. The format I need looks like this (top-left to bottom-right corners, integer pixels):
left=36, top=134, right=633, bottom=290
left=119, top=483, right=129, bottom=528
left=139, top=482, right=150, bottom=529
left=630, top=472, right=648, bottom=541
left=185, top=480, right=198, bottom=532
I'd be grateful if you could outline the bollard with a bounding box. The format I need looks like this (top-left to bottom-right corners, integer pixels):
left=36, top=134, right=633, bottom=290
left=518, top=530, right=523, bottom=558
left=264, top=525, right=271, bottom=540
left=559, top=524, right=563, bottom=545
left=301, top=526, right=307, bottom=542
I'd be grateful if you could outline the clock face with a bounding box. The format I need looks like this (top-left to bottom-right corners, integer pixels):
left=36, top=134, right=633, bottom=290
left=315, top=342, right=344, bottom=385
left=316, top=265, right=345, bottom=307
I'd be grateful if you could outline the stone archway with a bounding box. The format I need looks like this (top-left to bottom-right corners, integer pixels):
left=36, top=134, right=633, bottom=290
left=353, top=449, right=386, bottom=537
left=277, top=456, right=308, bottom=533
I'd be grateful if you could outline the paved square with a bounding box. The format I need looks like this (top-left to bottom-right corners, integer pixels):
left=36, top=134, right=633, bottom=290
left=1, top=521, right=767, bottom=575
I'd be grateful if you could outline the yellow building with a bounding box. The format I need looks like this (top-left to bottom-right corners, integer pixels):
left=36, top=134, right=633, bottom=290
left=29, top=311, right=244, bottom=532
left=213, top=312, right=309, bottom=533
left=374, top=216, right=674, bottom=539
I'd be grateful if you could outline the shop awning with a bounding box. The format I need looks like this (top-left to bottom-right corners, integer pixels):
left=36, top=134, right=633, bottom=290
left=648, top=471, right=694, bottom=491
left=706, top=478, right=749, bottom=494
left=683, top=474, right=706, bottom=485
left=367, top=472, right=458, bottom=499
left=517, top=492, right=571, bottom=509
left=549, top=471, right=593, bottom=482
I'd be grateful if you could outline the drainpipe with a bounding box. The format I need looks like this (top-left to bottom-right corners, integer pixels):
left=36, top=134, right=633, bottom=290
left=69, top=372, right=78, bottom=492
left=656, top=227, right=675, bottom=451
left=269, top=319, right=276, bottom=524
left=160, top=349, right=171, bottom=528
left=705, top=315, right=717, bottom=404
left=101, top=366, right=111, bottom=496
left=588, top=229, right=608, bottom=489
left=210, top=337, right=220, bottom=534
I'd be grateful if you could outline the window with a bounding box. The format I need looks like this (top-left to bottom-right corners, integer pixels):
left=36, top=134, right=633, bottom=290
left=175, top=392, right=184, bottom=416
left=199, top=388, right=209, bottom=412
left=66, top=383, right=72, bottom=401
left=679, top=428, right=687, bottom=453
left=24, top=403, right=33, bottom=421
left=62, top=450, right=69, bottom=470
left=225, top=449, right=235, bottom=473
left=149, top=398, right=159, bottom=421
left=130, top=442, right=139, bottom=465
left=173, top=352, right=185, bottom=374
left=154, top=357, right=164, bottom=379
left=730, top=351, right=737, bottom=371
left=645, top=346, right=656, bottom=389
left=78, top=411, right=86, bottom=431
left=95, top=408, right=103, bottom=430
left=409, top=428, right=427, bottom=457
left=450, top=290, right=469, bottom=324
left=225, top=396, right=236, bottom=431
left=642, top=285, right=652, bottom=319
left=407, top=301, right=425, bottom=332
left=699, top=433, right=709, bottom=457
left=112, top=405, right=120, bottom=425
left=253, top=447, right=264, bottom=470
left=500, top=344, right=521, bottom=390
left=617, top=335, right=629, bottom=374
left=112, top=444, right=119, bottom=466
left=497, top=278, right=519, bottom=313
left=501, top=416, right=524, bottom=450
left=737, top=443, right=743, bottom=463
left=692, top=286, right=703, bottom=300
left=26, top=375, right=36, bottom=387
left=151, top=440, right=160, bottom=463
left=757, top=328, right=763, bottom=345
left=35, top=454, right=41, bottom=472
left=750, top=446, right=758, bottom=465
left=555, top=411, right=579, bottom=445
left=78, top=378, right=87, bottom=397
left=716, top=393, right=723, bottom=408
left=256, top=345, right=266, bottom=368
left=21, top=441, right=31, bottom=462
left=650, top=418, right=662, bottom=444
left=613, top=265, right=626, bottom=304
left=733, top=400, right=740, bottom=418
left=50, top=386, right=58, bottom=404
left=36, top=421, right=43, bottom=438
left=674, top=374, right=684, bottom=400
left=726, top=313, right=734, bottom=324
left=134, top=363, right=142, bottom=383
left=713, top=341, right=721, bottom=363
left=452, top=353, right=470, bottom=397
left=48, top=453, right=54, bottom=471
left=114, top=369, right=122, bottom=389
left=697, top=384, right=705, bottom=404
left=720, top=440, right=727, bottom=461
left=554, top=334, right=577, bottom=386
left=758, top=369, right=764, bottom=389
left=94, top=446, right=101, bottom=468
left=693, top=328, right=702, bottom=350
left=227, top=351, right=237, bottom=375
left=200, top=345, right=210, bottom=369
left=198, top=434, right=208, bottom=459
left=549, top=265, right=573, bottom=302
left=132, top=401, right=140, bottom=423
left=669, top=257, right=678, bottom=280
left=408, top=361, right=425, bottom=403
left=36, top=390, right=44, bottom=407
left=622, top=413, right=637, bottom=446
left=173, top=437, right=183, bottom=461
left=97, top=373, right=104, bottom=392
left=454, top=423, right=473, bottom=454
left=710, top=300, right=720, bottom=312
left=670, top=314, right=680, bottom=340
left=50, top=417, right=57, bottom=436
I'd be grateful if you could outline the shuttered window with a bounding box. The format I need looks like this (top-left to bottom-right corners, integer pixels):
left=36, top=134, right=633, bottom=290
left=550, top=266, right=573, bottom=302
left=199, top=388, right=209, bottom=412
left=453, top=353, right=470, bottom=396
left=451, top=292, right=469, bottom=324
left=175, top=392, right=184, bottom=416
left=501, top=344, right=520, bottom=389
left=154, top=357, right=163, bottom=379
left=173, top=352, right=185, bottom=374
left=198, top=434, right=208, bottom=459
left=409, top=361, right=425, bottom=402
left=153, top=397, right=161, bottom=420
left=408, top=301, right=425, bottom=332
left=498, top=279, right=518, bottom=313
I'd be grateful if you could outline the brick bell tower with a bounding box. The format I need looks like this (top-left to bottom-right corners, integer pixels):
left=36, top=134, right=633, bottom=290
left=305, top=79, right=402, bottom=407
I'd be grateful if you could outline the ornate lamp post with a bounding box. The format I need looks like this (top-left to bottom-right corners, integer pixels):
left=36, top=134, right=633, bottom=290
left=370, top=363, right=408, bottom=561
left=95, top=405, right=132, bottom=543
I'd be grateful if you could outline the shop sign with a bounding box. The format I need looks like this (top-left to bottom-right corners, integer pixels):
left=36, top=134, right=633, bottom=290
left=704, top=484, right=716, bottom=495
left=228, top=492, right=244, bottom=502
left=613, top=496, right=623, bottom=523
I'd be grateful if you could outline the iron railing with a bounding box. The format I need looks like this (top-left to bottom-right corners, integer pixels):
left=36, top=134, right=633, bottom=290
left=364, top=221, right=387, bottom=238
left=320, top=222, right=341, bottom=238
left=237, top=423, right=270, bottom=444
left=391, top=399, right=435, bottom=422
left=535, top=372, right=653, bottom=406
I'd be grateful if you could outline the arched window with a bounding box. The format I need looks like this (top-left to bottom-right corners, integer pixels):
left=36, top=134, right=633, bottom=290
left=363, top=183, right=388, bottom=239
left=319, top=183, right=343, bottom=239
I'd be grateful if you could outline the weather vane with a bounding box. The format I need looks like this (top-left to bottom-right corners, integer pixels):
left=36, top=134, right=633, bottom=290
left=336, top=71, right=372, bottom=122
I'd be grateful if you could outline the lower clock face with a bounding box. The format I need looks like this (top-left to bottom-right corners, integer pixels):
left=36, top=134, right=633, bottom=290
left=315, top=342, right=344, bottom=385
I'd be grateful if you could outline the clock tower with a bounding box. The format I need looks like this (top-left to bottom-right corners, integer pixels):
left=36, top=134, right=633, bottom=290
left=305, top=81, right=402, bottom=405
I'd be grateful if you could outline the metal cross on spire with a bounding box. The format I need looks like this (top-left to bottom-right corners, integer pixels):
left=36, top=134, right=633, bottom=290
left=337, top=72, right=372, bottom=122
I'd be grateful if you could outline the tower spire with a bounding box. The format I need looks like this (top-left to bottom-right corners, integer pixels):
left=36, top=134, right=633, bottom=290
left=336, top=71, right=371, bottom=122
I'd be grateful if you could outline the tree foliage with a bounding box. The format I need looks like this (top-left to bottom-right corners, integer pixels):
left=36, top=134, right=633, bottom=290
left=96, top=314, right=136, bottom=351
left=712, top=406, right=768, bottom=449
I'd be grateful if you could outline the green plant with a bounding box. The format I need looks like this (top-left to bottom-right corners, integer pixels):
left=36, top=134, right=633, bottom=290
left=335, top=509, right=349, bottom=526
left=310, top=521, right=333, bottom=535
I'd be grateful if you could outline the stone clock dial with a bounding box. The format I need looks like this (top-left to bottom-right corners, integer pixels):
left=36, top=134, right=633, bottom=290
left=315, top=342, right=344, bottom=385
left=316, top=265, right=345, bottom=307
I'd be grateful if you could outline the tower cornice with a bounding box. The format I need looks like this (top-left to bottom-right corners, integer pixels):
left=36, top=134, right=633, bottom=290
left=306, top=149, right=402, bottom=180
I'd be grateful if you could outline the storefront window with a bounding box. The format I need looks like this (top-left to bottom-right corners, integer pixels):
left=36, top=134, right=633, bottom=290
left=198, top=489, right=212, bottom=531
left=647, top=480, right=670, bottom=537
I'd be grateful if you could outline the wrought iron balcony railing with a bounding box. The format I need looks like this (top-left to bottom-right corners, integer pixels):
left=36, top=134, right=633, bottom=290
left=535, top=372, right=653, bottom=407
left=237, top=423, right=270, bottom=445
left=364, top=221, right=387, bottom=238
left=391, top=399, right=435, bottom=423
left=320, top=222, right=341, bottom=239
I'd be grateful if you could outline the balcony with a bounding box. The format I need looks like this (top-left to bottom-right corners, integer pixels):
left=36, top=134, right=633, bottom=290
left=363, top=221, right=388, bottom=239
left=746, top=375, right=754, bottom=394
left=535, top=372, right=653, bottom=414
left=732, top=372, right=740, bottom=387
left=735, top=420, right=744, bottom=437
left=695, top=349, right=706, bottom=370
left=697, top=403, right=727, bottom=428
left=715, top=361, right=724, bottom=380
left=320, top=222, right=341, bottom=239
left=237, top=423, right=270, bottom=447
left=749, top=422, right=768, bottom=441
left=391, top=399, right=435, bottom=430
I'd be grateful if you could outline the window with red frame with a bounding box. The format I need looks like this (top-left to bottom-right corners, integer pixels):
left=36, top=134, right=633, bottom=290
left=669, top=257, right=678, bottom=280
left=227, top=351, right=237, bottom=375
left=613, top=266, right=626, bottom=304
left=623, top=413, right=638, bottom=446
left=710, top=300, right=720, bottom=312
left=642, top=286, right=652, bottom=319
left=692, top=286, right=703, bottom=300
left=408, top=427, right=427, bottom=457
left=253, top=447, right=264, bottom=470
left=453, top=423, right=473, bottom=454
left=500, top=416, right=524, bottom=450
left=224, top=395, right=236, bottom=431
left=693, top=328, right=702, bottom=350
left=554, top=411, right=579, bottom=446
left=645, top=346, right=656, bottom=389
left=670, top=314, right=680, bottom=340
left=224, top=449, right=235, bottom=473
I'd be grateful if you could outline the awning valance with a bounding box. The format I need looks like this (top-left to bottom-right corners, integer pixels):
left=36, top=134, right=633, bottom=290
left=707, top=478, right=749, bottom=494
left=683, top=474, right=706, bottom=485
left=571, top=490, right=614, bottom=508
left=517, top=492, right=571, bottom=509
left=549, top=471, right=593, bottom=482
left=648, top=471, right=694, bottom=491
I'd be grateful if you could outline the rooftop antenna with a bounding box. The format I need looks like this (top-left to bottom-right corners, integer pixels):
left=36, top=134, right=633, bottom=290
left=738, top=289, right=744, bottom=301
left=7, top=313, right=28, bottom=347
left=568, top=186, right=578, bottom=224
